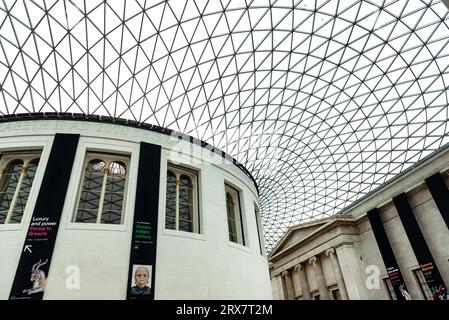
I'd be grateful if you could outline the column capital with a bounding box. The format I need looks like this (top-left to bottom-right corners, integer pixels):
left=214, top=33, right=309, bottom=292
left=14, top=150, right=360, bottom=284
left=281, top=270, right=289, bottom=278
left=308, top=256, right=318, bottom=265
left=325, top=248, right=336, bottom=256
left=294, top=263, right=303, bottom=272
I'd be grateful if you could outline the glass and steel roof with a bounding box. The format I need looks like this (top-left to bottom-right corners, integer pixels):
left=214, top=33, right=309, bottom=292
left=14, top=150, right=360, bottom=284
left=0, top=0, right=448, bottom=250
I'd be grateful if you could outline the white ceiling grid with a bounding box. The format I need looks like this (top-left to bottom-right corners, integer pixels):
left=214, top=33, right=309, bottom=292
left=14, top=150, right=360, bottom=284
left=0, top=0, right=448, bottom=250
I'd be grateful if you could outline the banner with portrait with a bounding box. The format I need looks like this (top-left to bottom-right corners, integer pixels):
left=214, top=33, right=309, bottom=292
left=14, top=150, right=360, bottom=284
left=126, top=142, right=160, bottom=300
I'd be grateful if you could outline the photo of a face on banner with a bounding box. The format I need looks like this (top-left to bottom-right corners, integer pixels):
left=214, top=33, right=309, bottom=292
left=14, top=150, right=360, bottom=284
left=130, top=265, right=152, bottom=295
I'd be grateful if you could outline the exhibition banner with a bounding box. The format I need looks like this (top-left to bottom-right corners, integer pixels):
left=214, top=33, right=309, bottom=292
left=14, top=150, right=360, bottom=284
left=9, top=134, right=79, bottom=300
left=126, top=142, right=161, bottom=300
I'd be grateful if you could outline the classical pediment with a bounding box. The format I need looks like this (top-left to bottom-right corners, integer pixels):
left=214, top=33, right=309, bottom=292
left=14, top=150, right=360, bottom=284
left=269, top=221, right=328, bottom=257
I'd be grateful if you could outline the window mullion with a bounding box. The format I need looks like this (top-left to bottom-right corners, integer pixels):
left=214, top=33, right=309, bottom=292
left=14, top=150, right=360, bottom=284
left=5, top=164, right=26, bottom=224
left=97, top=167, right=109, bottom=224
left=192, top=176, right=197, bottom=233
left=236, top=191, right=244, bottom=245
left=175, top=174, right=180, bottom=231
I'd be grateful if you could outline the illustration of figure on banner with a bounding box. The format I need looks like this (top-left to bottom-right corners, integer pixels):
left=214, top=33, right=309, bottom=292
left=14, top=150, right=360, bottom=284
left=130, top=265, right=152, bottom=295
left=23, top=259, right=48, bottom=295
left=399, top=283, right=411, bottom=300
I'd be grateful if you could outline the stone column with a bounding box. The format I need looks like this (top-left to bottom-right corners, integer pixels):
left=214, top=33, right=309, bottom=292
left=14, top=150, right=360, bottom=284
left=326, top=248, right=349, bottom=300
left=294, top=263, right=311, bottom=300
left=276, top=274, right=286, bottom=300
left=309, top=256, right=329, bottom=300
left=271, top=276, right=280, bottom=300
left=281, top=270, right=296, bottom=300
left=335, top=244, right=368, bottom=299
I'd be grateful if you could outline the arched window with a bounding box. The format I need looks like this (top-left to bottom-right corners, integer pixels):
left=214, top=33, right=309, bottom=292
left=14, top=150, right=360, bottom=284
left=225, top=184, right=245, bottom=245
left=75, top=154, right=128, bottom=224
left=165, top=165, right=199, bottom=233
left=0, top=157, right=40, bottom=224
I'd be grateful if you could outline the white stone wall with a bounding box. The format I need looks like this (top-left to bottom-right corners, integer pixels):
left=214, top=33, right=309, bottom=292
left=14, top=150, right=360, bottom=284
left=270, top=275, right=280, bottom=300
left=0, top=119, right=272, bottom=300
left=156, top=148, right=270, bottom=299
left=269, top=173, right=449, bottom=300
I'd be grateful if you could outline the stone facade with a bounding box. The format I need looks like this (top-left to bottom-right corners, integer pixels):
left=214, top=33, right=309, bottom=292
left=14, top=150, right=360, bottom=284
left=269, top=147, right=449, bottom=300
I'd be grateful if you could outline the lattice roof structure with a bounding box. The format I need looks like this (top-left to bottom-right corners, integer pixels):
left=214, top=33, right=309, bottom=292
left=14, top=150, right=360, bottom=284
left=0, top=0, right=448, bottom=250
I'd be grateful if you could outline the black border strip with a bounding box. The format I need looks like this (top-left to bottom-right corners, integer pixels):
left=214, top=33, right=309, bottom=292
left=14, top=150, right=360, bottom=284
left=126, top=142, right=161, bottom=300
left=9, top=133, right=79, bottom=300
left=425, top=173, right=449, bottom=230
